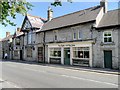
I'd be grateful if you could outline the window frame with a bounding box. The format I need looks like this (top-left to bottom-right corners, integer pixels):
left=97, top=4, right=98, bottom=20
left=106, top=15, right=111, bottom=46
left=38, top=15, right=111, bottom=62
left=73, top=32, right=77, bottom=40
left=73, top=47, right=90, bottom=60
left=50, top=48, right=61, bottom=58
left=103, top=31, right=113, bottom=43
left=78, top=30, right=82, bottom=40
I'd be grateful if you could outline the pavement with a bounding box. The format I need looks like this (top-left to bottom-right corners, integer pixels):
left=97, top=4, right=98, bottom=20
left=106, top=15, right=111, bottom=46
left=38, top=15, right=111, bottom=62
left=2, top=59, right=119, bottom=75
left=1, top=60, right=119, bottom=88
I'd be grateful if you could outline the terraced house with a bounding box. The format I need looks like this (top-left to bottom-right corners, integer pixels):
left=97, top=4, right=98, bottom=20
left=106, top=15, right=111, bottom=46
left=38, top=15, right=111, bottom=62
left=6, top=0, right=119, bottom=69
left=12, top=28, right=24, bottom=60
left=38, top=0, right=119, bottom=69
left=21, top=14, right=46, bottom=61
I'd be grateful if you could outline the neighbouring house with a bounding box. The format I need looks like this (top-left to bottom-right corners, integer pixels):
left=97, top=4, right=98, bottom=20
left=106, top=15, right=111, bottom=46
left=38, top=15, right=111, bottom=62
left=38, top=0, right=119, bottom=69
left=12, top=28, right=24, bottom=60
left=21, top=14, right=46, bottom=61
left=94, top=9, right=120, bottom=69
left=2, top=32, right=13, bottom=59
left=0, top=38, right=2, bottom=59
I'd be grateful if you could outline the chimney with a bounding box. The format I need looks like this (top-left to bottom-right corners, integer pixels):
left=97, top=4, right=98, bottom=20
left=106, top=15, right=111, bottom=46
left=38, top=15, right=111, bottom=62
left=100, top=0, right=108, bottom=13
left=16, top=27, right=21, bottom=32
left=6, top=32, right=10, bottom=37
left=47, top=7, right=53, bottom=21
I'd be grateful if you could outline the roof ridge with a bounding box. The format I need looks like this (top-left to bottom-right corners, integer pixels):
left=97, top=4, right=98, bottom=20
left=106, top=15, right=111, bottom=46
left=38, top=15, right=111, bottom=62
left=27, top=14, right=47, bottom=21
left=52, top=5, right=100, bottom=20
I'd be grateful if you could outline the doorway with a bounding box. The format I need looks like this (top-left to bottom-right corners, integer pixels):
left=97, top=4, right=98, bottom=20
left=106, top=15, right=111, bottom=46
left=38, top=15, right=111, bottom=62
left=64, top=48, right=70, bottom=65
left=104, top=50, right=112, bottom=69
left=20, top=50, right=23, bottom=60
left=38, top=47, right=43, bottom=63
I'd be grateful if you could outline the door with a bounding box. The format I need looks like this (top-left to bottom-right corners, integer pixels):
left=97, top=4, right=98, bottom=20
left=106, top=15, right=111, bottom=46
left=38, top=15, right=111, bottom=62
left=20, top=50, right=23, bottom=60
left=64, top=48, right=70, bottom=65
left=104, top=50, right=112, bottom=69
left=38, top=47, right=43, bottom=63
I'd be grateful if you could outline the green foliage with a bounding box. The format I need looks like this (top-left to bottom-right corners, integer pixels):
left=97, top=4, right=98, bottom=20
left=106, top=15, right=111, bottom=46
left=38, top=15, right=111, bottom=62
left=0, top=0, right=33, bottom=27
left=51, top=0, right=72, bottom=7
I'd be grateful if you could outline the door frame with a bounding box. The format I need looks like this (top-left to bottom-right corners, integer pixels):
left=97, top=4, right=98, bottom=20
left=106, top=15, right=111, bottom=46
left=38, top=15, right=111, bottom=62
left=64, top=47, right=70, bottom=65
left=104, top=50, right=112, bottom=69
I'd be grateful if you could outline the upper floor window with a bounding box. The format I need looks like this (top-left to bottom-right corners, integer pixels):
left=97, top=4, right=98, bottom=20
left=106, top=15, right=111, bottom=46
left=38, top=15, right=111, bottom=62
left=15, top=38, right=20, bottom=45
left=73, top=32, right=77, bottom=40
left=78, top=31, right=82, bottom=39
left=28, top=31, right=32, bottom=44
left=103, top=31, right=112, bottom=43
left=55, top=35, right=57, bottom=41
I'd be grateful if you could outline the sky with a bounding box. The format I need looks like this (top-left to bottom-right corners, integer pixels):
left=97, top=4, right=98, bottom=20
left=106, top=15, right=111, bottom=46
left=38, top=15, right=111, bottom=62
left=0, top=0, right=119, bottom=39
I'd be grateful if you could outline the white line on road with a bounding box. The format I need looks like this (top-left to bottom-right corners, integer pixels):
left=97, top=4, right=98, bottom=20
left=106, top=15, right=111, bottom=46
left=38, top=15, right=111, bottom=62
left=61, top=75, right=118, bottom=87
left=23, top=67, right=118, bottom=87
left=0, top=78, right=21, bottom=88
left=4, top=64, right=17, bottom=68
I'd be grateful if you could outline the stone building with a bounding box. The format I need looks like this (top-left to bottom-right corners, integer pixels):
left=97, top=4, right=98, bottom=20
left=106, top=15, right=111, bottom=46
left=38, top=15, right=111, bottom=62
left=38, top=0, right=120, bottom=69
left=21, top=14, right=46, bottom=61
left=2, top=32, right=13, bottom=59
left=12, top=28, right=24, bottom=60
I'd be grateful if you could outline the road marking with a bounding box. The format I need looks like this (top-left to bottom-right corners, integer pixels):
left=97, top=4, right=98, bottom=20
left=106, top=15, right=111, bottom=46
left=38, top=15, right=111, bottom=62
left=4, top=64, right=17, bottom=68
left=24, top=68, right=46, bottom=73
left=23, top=67, right=118, bottom=87
left=0, top=78, right=21, bottom=88
left=61, top=74, right=118, bottom=87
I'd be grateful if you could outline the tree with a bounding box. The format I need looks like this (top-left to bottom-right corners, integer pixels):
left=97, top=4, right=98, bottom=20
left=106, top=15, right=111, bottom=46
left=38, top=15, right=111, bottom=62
left=51, top=0, right=72, bottom=7
left=0, top=0, right=33, bottom=26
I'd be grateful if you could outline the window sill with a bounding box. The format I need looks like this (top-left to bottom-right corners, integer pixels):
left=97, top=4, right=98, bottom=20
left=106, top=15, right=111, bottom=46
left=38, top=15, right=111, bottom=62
left=100, top=42, right=115, bottom=46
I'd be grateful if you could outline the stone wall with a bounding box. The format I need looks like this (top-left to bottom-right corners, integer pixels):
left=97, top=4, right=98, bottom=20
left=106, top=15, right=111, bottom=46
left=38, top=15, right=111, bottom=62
left=93, top=28, right=119, bottom=69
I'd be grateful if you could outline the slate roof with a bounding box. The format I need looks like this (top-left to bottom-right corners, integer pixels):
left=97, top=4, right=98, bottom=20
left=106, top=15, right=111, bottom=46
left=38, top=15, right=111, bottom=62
left=27, top=14, right=47, bottom=29
left=97, top=9, right=120, bottom=28
left=41, top=5, right=102, bottom=31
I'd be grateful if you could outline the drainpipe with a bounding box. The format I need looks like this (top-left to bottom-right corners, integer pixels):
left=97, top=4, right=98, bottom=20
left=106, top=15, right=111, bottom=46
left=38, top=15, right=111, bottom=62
left=43, top=31, right=46, bottom=64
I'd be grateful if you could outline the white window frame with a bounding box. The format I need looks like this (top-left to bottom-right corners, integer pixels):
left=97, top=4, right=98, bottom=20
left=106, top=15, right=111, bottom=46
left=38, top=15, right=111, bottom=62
left=73, top=47, right=90, bottom=60
left=78, top=30, right=82, bottom=39
left=103, top=31, right=113, bottom=43
left=28, top=31, right=32, bottom=44
left=73, top=32, right=77, bottom=40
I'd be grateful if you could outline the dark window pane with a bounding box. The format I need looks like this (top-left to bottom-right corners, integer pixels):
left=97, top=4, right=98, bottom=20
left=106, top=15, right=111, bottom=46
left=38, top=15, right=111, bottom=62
left=108, top=37, right=112, bottom=42
left=84, top=51, right=89, bottom=58
left=104, top=38, right=107, bottom=42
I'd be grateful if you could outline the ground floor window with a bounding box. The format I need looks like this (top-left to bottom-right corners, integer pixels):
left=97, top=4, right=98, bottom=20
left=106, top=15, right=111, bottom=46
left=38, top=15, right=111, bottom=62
left=73, top=47, right=89, bottom=59
left=72, top=47, right=90, bottom=66
left=50, top=48, right=61, bottom=57
left=14, top=51, right=18, bottom=57
left=49, top=48, right=61, bottom=64
left=27, top=47, right=32, bottom=57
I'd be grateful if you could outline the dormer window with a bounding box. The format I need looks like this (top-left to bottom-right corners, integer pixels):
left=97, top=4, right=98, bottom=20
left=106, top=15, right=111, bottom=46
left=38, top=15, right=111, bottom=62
left=103, top=31, right=112, bottom=43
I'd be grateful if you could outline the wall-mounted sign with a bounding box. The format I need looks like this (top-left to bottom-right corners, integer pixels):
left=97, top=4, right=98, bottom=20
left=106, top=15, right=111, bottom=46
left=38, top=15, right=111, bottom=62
left=58, top=44, right=75, bottom=47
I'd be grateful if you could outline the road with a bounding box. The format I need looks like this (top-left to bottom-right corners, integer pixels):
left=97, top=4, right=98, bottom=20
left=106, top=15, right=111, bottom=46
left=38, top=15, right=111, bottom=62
left=0, top=60, right=118, bottom=88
